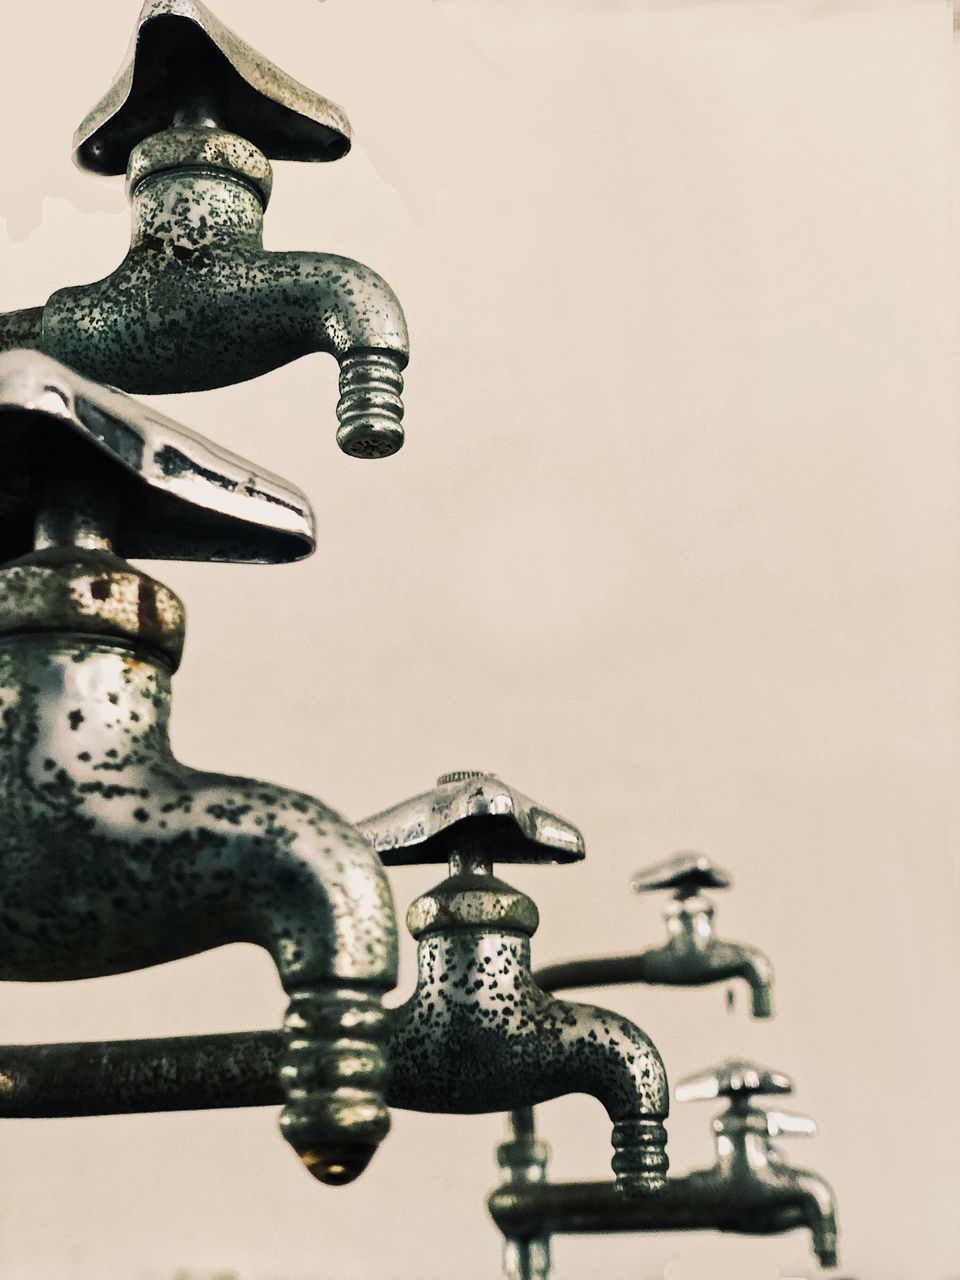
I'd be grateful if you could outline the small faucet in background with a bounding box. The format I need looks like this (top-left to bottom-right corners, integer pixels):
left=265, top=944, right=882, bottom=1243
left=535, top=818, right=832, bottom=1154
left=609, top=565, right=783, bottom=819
left=535, top=851, right=774, bottom=1019
left=0, top=0, right=408, bottom=460
left=489, top=1059, right=840, bottom=1276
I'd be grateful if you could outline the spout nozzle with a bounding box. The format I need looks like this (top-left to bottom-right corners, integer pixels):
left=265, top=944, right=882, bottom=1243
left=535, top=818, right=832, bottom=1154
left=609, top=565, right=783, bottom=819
left=280, top=988, right=392, bottom=1187
left=337, top=351, right=405, bottom=459
left=611, top=1118, right=669, bottom=1197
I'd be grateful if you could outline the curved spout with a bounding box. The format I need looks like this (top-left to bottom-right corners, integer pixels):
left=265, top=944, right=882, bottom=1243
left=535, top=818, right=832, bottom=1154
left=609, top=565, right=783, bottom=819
left=0, top=308, right=43, bottom=350
left=0, top=632, right=398, bottom=1184
left=794, top=1170, right=839, bottom=1268
left=387, top=930, right=669, bottom=1195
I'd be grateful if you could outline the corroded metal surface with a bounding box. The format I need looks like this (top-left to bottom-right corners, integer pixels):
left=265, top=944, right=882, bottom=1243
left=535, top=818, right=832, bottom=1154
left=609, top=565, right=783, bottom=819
left=491, top=1061, right=840, bottom=1273
left=0, top=351, right=314, bottom=564
left=360, top=771, right=586, bottom=866
left=0, top=5, right=408, bottom=460
left=74, top=0, right=352, bottom=174
left=0, top=777, right=669, bottom=1199
left=366, top=781, right=668, bottom=1195
left=0, top=624, right=398, bottom=1185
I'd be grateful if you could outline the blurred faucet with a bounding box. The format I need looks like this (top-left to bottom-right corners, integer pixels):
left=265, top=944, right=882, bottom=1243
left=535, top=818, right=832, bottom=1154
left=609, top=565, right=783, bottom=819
left=0, top=0, right=408, bottom=460
left=536, top=851, right=774, bottom=1018
left=489, top=1060, right=840, bottom=1276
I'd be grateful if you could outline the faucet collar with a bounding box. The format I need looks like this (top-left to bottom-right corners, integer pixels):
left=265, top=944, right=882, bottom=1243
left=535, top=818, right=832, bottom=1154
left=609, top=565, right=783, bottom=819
left=406, top=870, right=540, bottom=940
left=128, top=126, right=273, bottom=207
left=0, top=549, right=185, bottom=671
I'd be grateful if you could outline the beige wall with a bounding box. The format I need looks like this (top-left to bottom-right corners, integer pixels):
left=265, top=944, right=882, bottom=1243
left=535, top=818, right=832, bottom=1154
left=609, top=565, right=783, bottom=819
left=0, top=1, right=956, bottom=1277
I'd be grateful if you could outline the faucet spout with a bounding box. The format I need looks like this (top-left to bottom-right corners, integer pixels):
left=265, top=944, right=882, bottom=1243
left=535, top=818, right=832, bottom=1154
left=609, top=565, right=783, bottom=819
left=794, top=1170, right=840, bottom=1268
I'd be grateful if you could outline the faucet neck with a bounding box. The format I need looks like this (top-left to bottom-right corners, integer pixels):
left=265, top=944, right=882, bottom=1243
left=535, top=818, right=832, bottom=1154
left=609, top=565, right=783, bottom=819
left=127, top=126, right=271, bottom=250
left=664, top=893, right=716, bottom=950
left=0, top=633, right=174, bottom=768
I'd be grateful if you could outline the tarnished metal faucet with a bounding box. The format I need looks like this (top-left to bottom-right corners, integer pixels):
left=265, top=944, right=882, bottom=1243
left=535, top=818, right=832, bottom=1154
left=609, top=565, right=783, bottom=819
left=490, top=1060, right=840, bottom=1275
left=0, top=350, right=399, bottom=1184
left=0, top=771, right=670, bottom=1199
left=536, top=851, right=774, bottom=1018
left=359, top=771, right=670, bottom=1195
left=0, top=0, right=408, bottom=459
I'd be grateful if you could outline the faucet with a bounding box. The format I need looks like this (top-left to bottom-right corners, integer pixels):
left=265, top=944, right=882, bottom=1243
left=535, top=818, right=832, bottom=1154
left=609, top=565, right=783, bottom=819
left=500, top=851, right=774, bottom=1278
left=535, top=851, right=774, bottom=1018
left=0, top=0, right=408, bottom=460
left=489, top=1060, right=840, bottom=1276
left=0, top=771, right=670, bottom=1199
left=0, top=349, right=399, bottom=1185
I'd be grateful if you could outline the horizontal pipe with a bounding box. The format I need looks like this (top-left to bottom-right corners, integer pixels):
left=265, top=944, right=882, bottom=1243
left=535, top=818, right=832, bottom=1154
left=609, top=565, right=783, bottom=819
left=0, top=1031, right=283, bottom=1118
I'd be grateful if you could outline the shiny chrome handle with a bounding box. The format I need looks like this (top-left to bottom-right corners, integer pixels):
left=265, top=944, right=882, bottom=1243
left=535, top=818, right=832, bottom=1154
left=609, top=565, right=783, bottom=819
left=358, top=773, right=585, bottom=868
left=0, top=350, right=314, bottom=565
left=630, top=851, right=732, bottom=898
left=675, top=1059, right=793, bottom=1103
left=765, top=1109, right=817, bottom=1138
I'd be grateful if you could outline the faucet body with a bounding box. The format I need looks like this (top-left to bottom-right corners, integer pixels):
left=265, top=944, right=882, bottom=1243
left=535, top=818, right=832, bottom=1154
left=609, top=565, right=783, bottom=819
left=386, top=854, right=668, bottom=1194
left=0, top=554, right=397, bottom=1183
left=0, top=127, right=407, bottom=458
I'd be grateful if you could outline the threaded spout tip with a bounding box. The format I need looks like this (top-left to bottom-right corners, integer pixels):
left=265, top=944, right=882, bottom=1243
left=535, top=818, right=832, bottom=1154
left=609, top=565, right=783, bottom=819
left=337, top=351, right=405, bottom=458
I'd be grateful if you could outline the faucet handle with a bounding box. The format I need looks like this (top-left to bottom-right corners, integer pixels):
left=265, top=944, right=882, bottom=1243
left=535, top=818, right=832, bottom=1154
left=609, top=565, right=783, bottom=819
left=675, top=1059, right=793, bottom=1104
left=0, top=350, right=314, bottom=564
left=765, top=1109, right=817, bottom=1139
left=358, top=772, right=585, bottom=867
left=74, top=0, right=351, bottom=175
left=631, top=851, right=733, bottom=899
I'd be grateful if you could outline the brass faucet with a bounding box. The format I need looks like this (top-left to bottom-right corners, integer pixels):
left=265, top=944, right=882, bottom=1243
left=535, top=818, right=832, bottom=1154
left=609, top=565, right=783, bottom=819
left=0, top=0, right=408, bottom=460
left=490, top=1060, right=840, bottom=1275
left=0, top=350, right=399, bottom=1185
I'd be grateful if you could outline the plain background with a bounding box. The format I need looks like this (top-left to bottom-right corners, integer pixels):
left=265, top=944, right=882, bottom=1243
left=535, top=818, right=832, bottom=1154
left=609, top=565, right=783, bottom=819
left=0, top=1, right=957, bottom=1277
